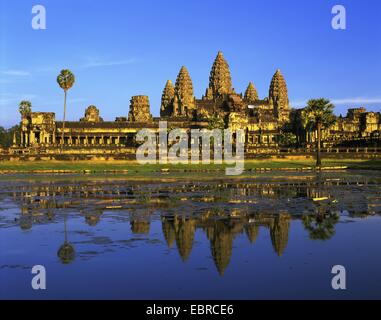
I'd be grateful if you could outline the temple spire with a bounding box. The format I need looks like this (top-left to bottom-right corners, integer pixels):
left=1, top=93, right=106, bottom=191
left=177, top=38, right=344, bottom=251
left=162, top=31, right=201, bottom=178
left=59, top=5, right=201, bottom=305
left=269, top=69, right=290, bottom=121
left=269, top=69, right=289, bottom=109
left=128, top=96, right=153, bottom=122
left=160, top=80, right=175, bottom=117
left=208, top=51, right=233, bottom=99
left=173, top=66, right=195, bottom=117
left=244, top=82, right=259, bottom=103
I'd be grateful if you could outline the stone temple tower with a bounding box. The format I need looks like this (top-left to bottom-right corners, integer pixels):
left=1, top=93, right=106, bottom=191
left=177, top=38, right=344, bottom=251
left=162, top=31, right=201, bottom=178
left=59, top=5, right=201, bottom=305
left=269, top=69, right=290, bottom=122
left=160, top=80, right=175, bottom=117
left=173, top=66, right=195, bottom=117
left=244, top=82, right=259, bottom=103
left=206, top=51, right=234, bottom=99
left=128, top=96, right=153, bottom=122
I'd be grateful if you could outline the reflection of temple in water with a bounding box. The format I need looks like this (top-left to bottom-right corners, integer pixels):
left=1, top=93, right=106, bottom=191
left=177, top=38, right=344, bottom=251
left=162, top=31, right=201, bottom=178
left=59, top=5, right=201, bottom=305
left=161, top=212, right=291, bottom=275
left=4, top=177, right=380, bottom=273
left=130, top=208, right=154, bottom=235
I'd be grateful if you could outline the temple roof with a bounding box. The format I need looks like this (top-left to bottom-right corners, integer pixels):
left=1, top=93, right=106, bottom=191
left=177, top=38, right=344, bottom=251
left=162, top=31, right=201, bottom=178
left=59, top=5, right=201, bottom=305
left=208, top=51, right=233, bottom=98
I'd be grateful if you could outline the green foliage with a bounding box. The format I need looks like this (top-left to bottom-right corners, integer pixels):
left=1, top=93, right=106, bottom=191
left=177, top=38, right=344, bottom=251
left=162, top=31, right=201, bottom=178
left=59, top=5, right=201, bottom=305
left=302, top=98, right=336, bottom=131
left=301, top=98, right=336, bottom=167
left=207, top=116, right=225, bottom=130
left=279, top=132, right=297, bottom=147
left=279, top=122, right=298, bottom=147
left=57, top=69, right=75, bottom=91
left=0, top=126, right=20, bottom=147
left=19, top=100, right=32, bottom=116
left=302, top=212, right=340, bottom=241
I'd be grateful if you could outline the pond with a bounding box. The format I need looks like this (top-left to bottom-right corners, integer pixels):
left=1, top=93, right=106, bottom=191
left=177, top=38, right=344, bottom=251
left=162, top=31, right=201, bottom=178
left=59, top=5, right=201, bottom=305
left=1, top=171, right=381, bottom=299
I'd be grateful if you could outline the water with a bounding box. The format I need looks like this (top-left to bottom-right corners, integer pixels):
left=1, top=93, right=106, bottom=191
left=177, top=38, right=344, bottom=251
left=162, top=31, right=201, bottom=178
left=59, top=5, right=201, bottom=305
left=1, top=171, right=381, bottom=299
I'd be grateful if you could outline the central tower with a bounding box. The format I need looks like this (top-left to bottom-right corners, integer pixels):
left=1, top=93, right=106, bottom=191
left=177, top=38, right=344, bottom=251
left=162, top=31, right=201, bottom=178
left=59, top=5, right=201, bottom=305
left=206, top=51, right=234, bottom=99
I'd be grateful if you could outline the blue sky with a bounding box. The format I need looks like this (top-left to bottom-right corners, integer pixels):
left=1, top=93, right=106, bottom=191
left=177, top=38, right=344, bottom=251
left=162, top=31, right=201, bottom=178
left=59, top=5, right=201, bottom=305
left=0, top=0, right=380, bottom=127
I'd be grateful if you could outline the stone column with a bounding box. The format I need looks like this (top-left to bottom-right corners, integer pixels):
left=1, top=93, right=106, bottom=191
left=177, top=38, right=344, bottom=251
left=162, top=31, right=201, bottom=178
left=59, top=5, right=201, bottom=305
left=30, top=132, right=35, bottom=145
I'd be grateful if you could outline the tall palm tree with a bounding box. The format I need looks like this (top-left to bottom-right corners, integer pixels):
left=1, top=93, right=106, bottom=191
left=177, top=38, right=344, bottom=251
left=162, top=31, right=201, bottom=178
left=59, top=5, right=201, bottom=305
left=57, top=70, right=75, bottom=146
left=19, top=100, right=32, bottom=117
left=302, top=98, right=336, bottom=167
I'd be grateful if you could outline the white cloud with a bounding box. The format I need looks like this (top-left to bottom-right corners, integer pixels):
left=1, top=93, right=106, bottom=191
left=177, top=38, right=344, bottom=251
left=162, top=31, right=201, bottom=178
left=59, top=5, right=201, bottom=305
left=1, top=70, right=31, bottom=77
left=0, top=93, right=38, bottom=107
left=81, top=58, right=138, bottom=69
left=291, top=97, right=381, bottom=108
left=331, top=97, right=381, bottom=105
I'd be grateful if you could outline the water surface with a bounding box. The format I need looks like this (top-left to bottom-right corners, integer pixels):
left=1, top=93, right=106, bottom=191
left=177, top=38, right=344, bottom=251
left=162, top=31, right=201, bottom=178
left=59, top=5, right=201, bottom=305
left=1, top=171, right=381, bottom=299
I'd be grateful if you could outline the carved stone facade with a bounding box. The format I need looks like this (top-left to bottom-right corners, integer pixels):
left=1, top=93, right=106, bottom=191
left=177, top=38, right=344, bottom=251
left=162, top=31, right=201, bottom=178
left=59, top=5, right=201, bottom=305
left=11, top=52, right=380, bottom=153
left=244, top=82, right=259, bottom=103
left=128, top=96, right=153, bottom=123
left=173, top=66, right=195, bottom=118
left=80, top=105, right=103, bottom=123
left=269, top=69, right=290, bottom=123
left=160, top=80, right=175, bottom=117
left=207, top=51, right=234, bottom=99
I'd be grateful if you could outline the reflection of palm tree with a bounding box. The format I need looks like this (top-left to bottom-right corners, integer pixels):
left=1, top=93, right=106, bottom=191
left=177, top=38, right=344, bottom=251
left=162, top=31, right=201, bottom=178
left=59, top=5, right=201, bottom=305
left=57, top=216, right=75, bottom=264
left=302, top=210, right=339, bottom=241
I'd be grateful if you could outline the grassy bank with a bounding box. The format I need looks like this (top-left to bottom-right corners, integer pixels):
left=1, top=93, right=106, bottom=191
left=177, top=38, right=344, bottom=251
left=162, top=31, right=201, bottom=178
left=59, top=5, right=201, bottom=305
left=0, top=159, right=380, bottom=174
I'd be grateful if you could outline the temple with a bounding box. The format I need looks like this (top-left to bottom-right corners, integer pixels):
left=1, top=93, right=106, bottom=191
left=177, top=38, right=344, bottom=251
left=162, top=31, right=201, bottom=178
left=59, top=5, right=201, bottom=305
left=8, top=52, right=381, bottom=159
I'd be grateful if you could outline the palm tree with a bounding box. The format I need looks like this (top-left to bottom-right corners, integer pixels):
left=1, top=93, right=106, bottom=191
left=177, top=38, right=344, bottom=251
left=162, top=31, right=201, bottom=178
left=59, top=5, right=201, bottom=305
left=57, top=70, right=75, bottom=146
left=19, top=100, right=32, bottom=117
left=57, top=215, right=75, bottom=264
left=302, top=98, right=336, bottom=167
left=302, top=210, right=340, bottom=241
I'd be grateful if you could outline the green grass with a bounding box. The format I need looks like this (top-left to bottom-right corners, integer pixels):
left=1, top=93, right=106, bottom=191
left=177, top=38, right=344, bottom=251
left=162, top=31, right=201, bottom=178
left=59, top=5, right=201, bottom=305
left=0, top=159, right=380, bottom=173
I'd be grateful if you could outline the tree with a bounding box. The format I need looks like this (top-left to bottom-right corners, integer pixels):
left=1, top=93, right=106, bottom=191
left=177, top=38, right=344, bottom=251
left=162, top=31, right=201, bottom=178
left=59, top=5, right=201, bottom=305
left=19, top=100, right=32, bottom=117
left=0, top=126, right=20, bottom=147
left=279, top=123, right=297, bottom=147
left=279, top=132, right=297, bottom=147
left=57, top=69, right=75, bottom=146
left=207, top=116, right=225, bottom=130
left=302, top=98, right=336, bottom=167
left=302, top=210, right=339, bottom=241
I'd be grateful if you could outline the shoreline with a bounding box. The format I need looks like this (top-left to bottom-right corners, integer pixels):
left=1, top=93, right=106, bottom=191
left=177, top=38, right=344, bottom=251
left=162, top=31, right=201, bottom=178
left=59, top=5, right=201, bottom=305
left=0, top=159, right=380, bottom=175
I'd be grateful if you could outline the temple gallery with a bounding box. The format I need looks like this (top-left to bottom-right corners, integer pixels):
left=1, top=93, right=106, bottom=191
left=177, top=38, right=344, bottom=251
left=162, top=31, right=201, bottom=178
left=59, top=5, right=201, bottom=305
left=3, top=51, right=380, bottom=160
